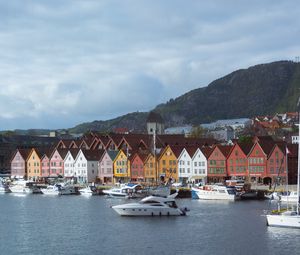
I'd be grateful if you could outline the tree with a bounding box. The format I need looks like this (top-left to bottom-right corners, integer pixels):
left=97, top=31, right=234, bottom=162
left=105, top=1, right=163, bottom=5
left=189, top=126, right=206, bottom=138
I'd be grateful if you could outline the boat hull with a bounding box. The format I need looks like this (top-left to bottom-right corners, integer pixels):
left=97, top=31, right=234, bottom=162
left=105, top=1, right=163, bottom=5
left=192, top=188, right=236, bottom=200
left=266, top=214, right=300, bottom=228
left=112, top=204, right=184, bottom=216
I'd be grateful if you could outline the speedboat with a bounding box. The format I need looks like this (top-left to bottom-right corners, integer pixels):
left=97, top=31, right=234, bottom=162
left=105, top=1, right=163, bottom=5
left=112, top=193, right=187, bottom=216
left=103, top=183, right=142, bottom=198
left=191, top=185, right=238, bottom=200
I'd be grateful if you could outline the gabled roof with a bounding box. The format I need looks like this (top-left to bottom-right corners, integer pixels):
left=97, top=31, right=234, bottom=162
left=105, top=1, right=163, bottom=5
left=258, top=141, right=275, bottom=157
left=200, top=147, right=213, bottom=159
left=18, top=148, right=32, bottom=160
left=81, top=149, right=105, bottom=161
left=67, top=148, right=80, bottom=159
left=107, top=150, right=119, bottom=161
left=237, top=142, right=254, bottom=156
left=57, top=148, right=69, bottom=159
left=10, top=148, right=32, bottom=162
left=217, top=145, right=233, bottom=158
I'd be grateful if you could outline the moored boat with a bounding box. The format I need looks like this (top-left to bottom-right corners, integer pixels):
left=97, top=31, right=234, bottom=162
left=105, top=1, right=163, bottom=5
left=103, top=183, right=143, bottom=198
left=191, top=185, right=238, bottom=200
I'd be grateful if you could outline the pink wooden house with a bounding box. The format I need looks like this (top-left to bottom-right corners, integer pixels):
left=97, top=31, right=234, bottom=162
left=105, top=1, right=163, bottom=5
left=130, top=152, right=146, bottom=182
left=10, top=148, right=31, bottom=179
left=41, top=148, right=54, bottom=178
left=49, top=148, right=68, bottom=177
left=98, top=150, right=118, bottom=184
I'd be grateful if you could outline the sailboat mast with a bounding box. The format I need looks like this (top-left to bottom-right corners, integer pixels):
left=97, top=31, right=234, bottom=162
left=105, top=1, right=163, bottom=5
left=297, top=109, right=300, bottom=215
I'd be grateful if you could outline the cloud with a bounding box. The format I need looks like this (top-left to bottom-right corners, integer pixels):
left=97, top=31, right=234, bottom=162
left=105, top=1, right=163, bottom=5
left=0, top=0, right=300, bottom=130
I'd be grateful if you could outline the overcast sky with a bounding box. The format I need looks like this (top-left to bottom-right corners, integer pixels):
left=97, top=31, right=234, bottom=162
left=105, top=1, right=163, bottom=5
left=0, top=0, right=299, bottom=131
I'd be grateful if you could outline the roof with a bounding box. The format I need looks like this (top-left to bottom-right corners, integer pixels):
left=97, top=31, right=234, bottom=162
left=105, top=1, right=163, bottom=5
left=146, top=111, right=164, bottom=123
left=217, top=145, right=233, bottom=158
left=81, top=149, right=105, bottom=161
left=107, top=150, right=119, bottom=161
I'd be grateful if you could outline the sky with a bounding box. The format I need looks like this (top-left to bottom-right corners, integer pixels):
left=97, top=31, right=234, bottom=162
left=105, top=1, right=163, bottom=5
left=0, top=0, right=300, bottom=131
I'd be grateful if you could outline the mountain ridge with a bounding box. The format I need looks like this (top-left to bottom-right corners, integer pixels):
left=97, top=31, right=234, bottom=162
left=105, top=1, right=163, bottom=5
left=4, top=60, right=300, bottom=135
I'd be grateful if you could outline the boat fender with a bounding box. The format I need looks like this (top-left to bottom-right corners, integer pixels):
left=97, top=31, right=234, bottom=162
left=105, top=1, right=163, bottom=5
left=159, top=212, right=162, bottom=216
left=151, top=212, right=154, bottom=217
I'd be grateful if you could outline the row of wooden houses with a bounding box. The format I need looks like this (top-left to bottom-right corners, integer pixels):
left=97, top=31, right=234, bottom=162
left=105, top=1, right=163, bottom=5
left=9, top=133, right=298, bottom=185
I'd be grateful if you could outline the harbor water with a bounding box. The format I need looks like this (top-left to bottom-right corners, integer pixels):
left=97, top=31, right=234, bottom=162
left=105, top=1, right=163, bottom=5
left=0, top=194, right=299, bottom=255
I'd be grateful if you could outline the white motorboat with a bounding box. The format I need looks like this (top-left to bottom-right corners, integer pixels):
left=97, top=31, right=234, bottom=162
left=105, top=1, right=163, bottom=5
left=9, top=180, right=31, bottom=194
left=112, top=193, right=187, bottom=216
left=41, top=184, right=60, bottom=195
left=79, top=186, right=95, bottom=196
left=191, top=185, right=238, bottom=200
left=268, top=191, right=298, bottom=203
left=103, top=183, right=142, bottom=198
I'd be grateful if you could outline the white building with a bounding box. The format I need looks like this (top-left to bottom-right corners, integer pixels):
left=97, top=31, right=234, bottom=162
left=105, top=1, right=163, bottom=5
left=63, top=149, right=79, bottom=179
left=178, top=148, right=193, bottom=184
left=191, top=148, right=208, bottom=185
left=74, top=149, right=104, bottom=183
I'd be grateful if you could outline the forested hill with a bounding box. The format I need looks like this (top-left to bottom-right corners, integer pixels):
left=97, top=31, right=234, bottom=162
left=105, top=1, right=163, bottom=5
left=69, top=60, right=300, bottom=133
left=154, top=60, right=300, bottom=127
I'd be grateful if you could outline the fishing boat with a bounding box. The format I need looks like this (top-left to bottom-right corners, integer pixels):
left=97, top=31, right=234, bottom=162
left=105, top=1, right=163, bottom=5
left=112, top=193, right=187, bottom=216
left=191, top=184, right=238, bottom=200
left=266, top=108, right=300, bottom=228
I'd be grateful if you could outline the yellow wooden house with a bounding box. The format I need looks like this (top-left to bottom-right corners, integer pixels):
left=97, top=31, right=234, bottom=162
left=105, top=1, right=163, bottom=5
left=157, top=145, right=181, bottom=182
left=143, top=153, right=157, bottom=184
left=113, top=149, right=130, bottom=183
left=27, top=148, right=42, bottom=181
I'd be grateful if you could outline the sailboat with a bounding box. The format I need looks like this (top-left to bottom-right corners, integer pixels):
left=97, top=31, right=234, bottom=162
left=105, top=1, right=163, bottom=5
left=266, top=112, right=300, bottom=228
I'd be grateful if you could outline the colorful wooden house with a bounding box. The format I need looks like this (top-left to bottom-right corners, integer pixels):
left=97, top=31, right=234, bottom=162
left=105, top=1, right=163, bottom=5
left=74, top=149, right=105, bottom=183
left=247, top=142, right=269, bottom=183
left=267, top=143, right=287, bottom=184
left=191, top=147, right=209, bottom=185
left=227, top=143, right=253, bottom=179
left=49, top=148, right=68, bottom=177
left=130, top=152, right=146, bottom=182
left=143, top=152, right=156, bottom=183
left=64, top=148, right=80, bottom=179
left=157, top=145, right=181, bottom=183
left=177, top=147, right=196, bottom=184
left=98, top=150, right=118, bottom=184
left=113, top=149, right=130, bottom=183
left=40, top=148, right=54, bottom=178
left=207, top=145, right=232, bottom=183
left=10, top=148, right=31, bottom=179
left=27, top=148, right=42, bottom=181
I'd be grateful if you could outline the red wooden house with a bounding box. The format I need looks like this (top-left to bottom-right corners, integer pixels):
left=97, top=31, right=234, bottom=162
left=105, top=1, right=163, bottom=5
left=207, top=145, right=232, bottom=183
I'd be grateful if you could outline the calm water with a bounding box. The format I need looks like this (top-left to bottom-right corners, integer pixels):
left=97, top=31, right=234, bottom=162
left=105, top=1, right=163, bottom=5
left=0, top=194, right=299, bottom=255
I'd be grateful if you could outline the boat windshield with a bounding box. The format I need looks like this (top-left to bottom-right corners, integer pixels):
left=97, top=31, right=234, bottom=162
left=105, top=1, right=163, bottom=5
left=164, top=201, right=178, bottom=208
left=227, top=189, right=236, bottom=195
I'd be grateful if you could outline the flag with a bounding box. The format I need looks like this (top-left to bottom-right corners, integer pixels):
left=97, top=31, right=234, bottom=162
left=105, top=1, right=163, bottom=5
left=286, top=146, right=290, bottom=155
